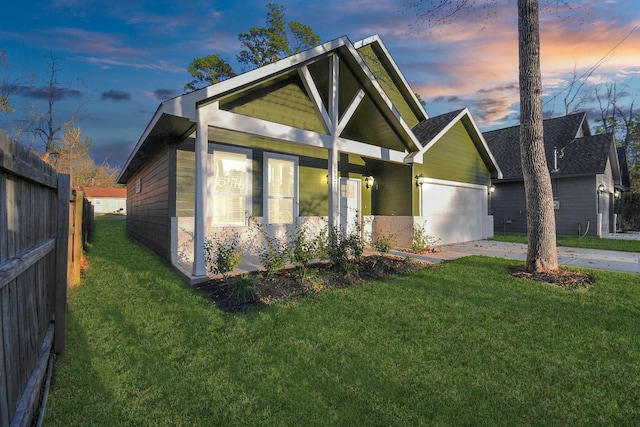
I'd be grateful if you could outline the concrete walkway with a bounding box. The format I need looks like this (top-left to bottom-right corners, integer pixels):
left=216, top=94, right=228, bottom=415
left=393, top=240, right=640, bottom=274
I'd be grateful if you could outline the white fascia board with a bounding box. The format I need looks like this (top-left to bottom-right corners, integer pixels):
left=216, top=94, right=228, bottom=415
left=461, top=109, right=503, bottom=179
left=344, top=39, right=423, bottom=153
left=117, top=103, right=165, bottom=183
left=199, top=106, right=409, bottom=163
left=166, top=37, right=352, bottom=120
left=609, top=140, right=622, bottom=184
left=354, top=35, right=428, bottom=122
left=417, top=108, right=466, bottom=155
left=416, top=108, right=503, bottom=179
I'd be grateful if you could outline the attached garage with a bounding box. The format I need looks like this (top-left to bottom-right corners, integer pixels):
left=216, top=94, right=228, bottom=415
left=420, top=178, right=488, bottom=244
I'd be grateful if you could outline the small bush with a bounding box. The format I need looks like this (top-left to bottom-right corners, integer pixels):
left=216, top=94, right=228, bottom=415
left=319, top=216, right=365, bottom=272
left=227, top=274, right=256, bottom=302
left=250, top=218, right=290, bottom=276
left=204, top=232, right=243, bottom=278
left=412, top=221, right=440, bottom=252
left=289, top=222, right=319, bottom=269
left=370, top=230, right=397, bottom=254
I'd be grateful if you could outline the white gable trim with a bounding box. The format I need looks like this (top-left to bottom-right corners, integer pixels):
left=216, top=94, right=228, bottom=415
left=343, top=41, right=423, bottom=153
left=415, top=108, right=503, bottom=179
left=354, top=35, right=428, bottom=123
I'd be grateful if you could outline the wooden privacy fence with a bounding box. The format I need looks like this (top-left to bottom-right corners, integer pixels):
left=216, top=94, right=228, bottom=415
left=0, top=132, right=70, bottom=427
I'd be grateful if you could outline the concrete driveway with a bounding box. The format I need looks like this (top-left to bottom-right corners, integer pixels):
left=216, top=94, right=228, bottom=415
left=397, top=240, right=640, bottom=274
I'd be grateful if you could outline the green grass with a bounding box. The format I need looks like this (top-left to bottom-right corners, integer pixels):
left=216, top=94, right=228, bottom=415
left=45, top=216, right=640, bottom=426
left=493, top=233, right=640, bottom=252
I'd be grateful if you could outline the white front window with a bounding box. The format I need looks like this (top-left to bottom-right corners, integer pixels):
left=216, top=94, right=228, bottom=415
left=208, top=147, right=251, bottom=226
left=264, top=153, right=298, bottom=224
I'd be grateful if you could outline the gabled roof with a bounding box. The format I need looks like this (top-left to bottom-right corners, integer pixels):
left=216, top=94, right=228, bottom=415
left=412, top=108, right=503, bottom=179
left=483, top=112, right=620, bottom=182
left=617, top=147, right=631, bottom=190
left=118, top=35, right=428, bottom=184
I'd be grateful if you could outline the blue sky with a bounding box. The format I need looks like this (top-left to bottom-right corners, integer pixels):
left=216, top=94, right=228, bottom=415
left=1, top=0, right=639, bottom=168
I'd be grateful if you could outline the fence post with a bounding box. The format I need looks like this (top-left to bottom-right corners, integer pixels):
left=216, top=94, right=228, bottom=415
left=54, top=174, right=70, bottom=355
left=73, top=190, right=84, bottom=286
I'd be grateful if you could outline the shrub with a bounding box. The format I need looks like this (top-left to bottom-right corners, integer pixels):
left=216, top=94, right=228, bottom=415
left=289, top=222, right=319, bottom=269
left=370, top=230, right=397, bottom=254
left=319, top=216, right=365, bottom=272
left=204, top=232, right=243, bottom=278
left=250, top=218, right=290, bottom=276
left=227, top=274, right=256, bottom=302
left=412, top=221, right=440, bottom=252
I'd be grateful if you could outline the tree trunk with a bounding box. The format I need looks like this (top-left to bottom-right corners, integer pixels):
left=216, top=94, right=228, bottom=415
left=518, top=0, right=558, bottom=272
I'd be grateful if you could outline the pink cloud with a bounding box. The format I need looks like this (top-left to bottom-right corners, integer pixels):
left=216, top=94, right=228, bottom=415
left=41, top=27, right=143, bottom=57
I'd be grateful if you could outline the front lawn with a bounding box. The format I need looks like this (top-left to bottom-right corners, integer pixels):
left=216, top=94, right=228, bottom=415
left=45, top=216, right=640, bottom=426
left=493, top=232, right=640, bottom=252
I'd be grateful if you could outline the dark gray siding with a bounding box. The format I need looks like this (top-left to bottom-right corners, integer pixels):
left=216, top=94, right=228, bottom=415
left=126, top=144, right=171, bottom=260
left=491, top=181, right=527, bottom=234
left=492, top=176, right=601, bottom=236
left=553, top=176, right=598, bottom=236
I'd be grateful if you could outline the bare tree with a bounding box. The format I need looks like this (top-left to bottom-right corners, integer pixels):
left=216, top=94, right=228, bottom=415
left=30, top=54, right=86, bottom=161
left=0, top=49, right=22, bottom=115
left=411, top=0, right=558, bottom=272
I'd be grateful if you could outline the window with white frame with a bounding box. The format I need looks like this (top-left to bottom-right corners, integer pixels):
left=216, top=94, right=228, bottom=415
left=264, top=153, right=298, bottom=224
left=208, top=147, right=251, bottom=226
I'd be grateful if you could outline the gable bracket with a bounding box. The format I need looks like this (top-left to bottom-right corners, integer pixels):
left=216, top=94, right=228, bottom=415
left=298, top=65, right=332, bottom=134
left=336, top=89, right=365, bottom=136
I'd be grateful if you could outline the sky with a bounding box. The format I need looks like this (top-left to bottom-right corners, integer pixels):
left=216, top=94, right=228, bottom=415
left=1, top=0, right=639, bottom=168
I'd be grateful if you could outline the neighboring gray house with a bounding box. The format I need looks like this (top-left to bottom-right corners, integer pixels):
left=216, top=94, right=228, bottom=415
left=484, top=112, right=626, bottom=237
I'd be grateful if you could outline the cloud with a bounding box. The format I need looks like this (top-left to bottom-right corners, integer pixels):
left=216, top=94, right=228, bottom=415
left=85, top=57, right=184, bottom=73
left=100, top=89, right=131, bottom=102
left=433, top=96, right=462, bottom=103
left=152, top=89, right=177, bottom=101
left=40, top=27, right=143, bottom=57
left=14, top=84, right=82, bottom=100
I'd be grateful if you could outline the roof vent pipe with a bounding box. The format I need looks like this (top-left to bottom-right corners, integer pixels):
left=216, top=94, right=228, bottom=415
left=551, top=146, right=559, bottom=173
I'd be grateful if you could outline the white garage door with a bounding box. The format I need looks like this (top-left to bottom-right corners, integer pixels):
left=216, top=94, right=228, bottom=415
left=420, top=180, right=487, bottom=245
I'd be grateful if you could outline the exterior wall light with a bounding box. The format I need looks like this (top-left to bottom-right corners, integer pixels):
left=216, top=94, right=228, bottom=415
left=415, top=173, right=428, bottom=187
left=598, top=184, right=605, bottom=193
left=488, top=185, right=496, bottom=195
left=614, top=189, right=622, bottom=199
left=365, top=176, right=375, bottom=189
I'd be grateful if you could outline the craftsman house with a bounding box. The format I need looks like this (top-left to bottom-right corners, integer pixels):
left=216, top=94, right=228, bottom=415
left=117, top=35, right=502, bottom=283
left=484, top=112, right=627, bottom=237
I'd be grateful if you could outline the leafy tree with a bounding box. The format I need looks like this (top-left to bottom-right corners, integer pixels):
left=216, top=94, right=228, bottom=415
left=47, top=127, right=120, bottom=188
left=185, top=3, right=320, bottom=91
left=184, top=54, right=236, bottom=92
left=411, top=0, right=558, bottom=272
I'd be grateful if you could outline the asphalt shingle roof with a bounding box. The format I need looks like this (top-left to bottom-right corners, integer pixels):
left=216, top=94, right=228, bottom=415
left=483, top=112, right=614, bottom=180
left=412, top=109, right=464, bottom=144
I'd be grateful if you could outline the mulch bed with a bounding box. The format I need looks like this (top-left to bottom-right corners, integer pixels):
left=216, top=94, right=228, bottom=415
left=194, top=255, right=426, bottom=313
left=194, top=255, right=595, bottom=313
left=509, top=266, right=594, bottom=289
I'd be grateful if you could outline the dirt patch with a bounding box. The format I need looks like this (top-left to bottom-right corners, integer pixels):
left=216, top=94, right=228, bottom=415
left=509, top=266, right=594, bottom=289
left=194, top=255, right=427, bottom=313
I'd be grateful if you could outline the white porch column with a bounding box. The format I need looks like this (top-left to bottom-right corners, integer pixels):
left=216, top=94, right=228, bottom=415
left=328, top=147, right=339, bottom=228
left=192, top=109, right=208, bottom=276
left=327, top=53, right=340, bottom=229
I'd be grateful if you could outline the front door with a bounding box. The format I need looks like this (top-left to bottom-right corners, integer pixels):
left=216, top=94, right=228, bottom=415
left=339, top=178, right=361, bottom=236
